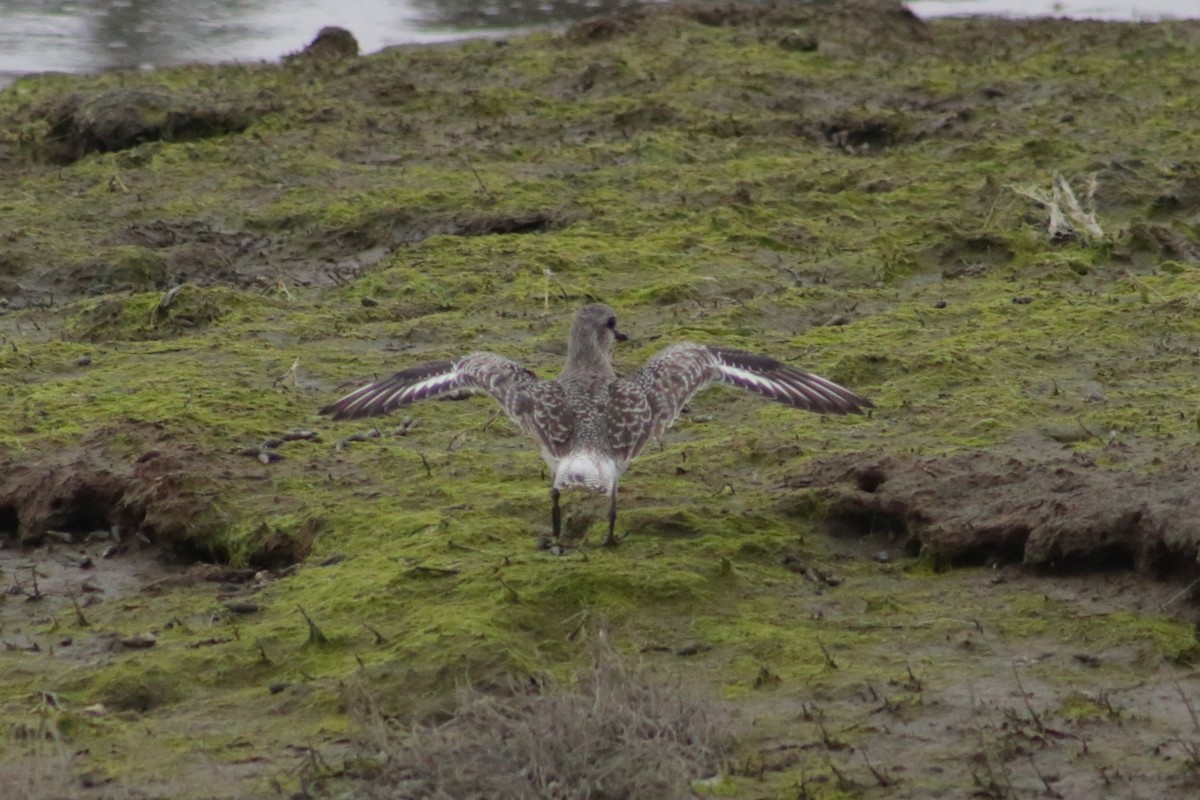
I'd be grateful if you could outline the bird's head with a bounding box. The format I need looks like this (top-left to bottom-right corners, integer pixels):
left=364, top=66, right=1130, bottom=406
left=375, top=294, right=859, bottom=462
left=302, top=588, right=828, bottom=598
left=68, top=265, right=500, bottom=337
left=564, top=303, right=627, bottom=376
left=574, top=303, right=627, bottom=348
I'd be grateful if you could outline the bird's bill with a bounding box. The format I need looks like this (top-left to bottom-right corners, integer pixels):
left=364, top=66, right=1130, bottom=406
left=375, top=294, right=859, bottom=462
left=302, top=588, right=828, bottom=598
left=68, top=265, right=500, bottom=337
left=614, top=329, right=628, bottom=342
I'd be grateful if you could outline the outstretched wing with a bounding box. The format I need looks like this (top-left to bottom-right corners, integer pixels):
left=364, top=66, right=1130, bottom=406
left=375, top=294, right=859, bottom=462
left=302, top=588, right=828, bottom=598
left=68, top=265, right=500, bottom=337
left=614, top=342, right=872, bottom=460
left=321, top=353, right=533, bottom=420
left=320, top=353, right=574, bottom=456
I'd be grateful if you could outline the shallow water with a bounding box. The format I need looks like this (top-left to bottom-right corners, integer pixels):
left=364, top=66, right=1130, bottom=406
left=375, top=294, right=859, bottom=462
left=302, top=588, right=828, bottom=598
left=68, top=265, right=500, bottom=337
left=909, top=0, right=1196, bottom=21
left=0, top=0, right=638, bottom=87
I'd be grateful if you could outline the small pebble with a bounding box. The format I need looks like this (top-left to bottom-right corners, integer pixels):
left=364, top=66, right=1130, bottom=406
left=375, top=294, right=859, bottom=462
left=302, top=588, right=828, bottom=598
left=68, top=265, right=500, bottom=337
left=675, top=643, right=712, bottom=657
left=225, top=601, right=261, bottom=615
left=119, top=633, right=157, bottom=649
left=79, top=771, right=105, bottom=788
left=778, top=31, right=818, bottom=52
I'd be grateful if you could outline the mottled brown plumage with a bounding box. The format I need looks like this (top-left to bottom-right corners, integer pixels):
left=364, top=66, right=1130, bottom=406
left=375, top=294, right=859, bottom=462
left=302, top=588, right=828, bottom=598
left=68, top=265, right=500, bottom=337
left=321, top=304, right=872, bottom=546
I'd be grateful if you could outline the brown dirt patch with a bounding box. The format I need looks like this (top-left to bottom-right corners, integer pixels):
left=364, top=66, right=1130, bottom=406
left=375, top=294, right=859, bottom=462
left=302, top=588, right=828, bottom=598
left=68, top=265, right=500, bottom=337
left=0, top=428, right=312, bottom=566
left=0, top=427, right=311, bottom=676
left=0, top=441, right=188, bottom=548
left=27, top=88, right=274, bottom=164
left=789, top=449, right=1200, bottom=580
left=321, top=208, right=574, bottom=252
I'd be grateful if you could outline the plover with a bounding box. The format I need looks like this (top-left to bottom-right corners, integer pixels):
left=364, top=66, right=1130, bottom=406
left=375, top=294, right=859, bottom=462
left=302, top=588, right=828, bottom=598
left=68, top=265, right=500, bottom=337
left=321, top=304, right=872, bottom=546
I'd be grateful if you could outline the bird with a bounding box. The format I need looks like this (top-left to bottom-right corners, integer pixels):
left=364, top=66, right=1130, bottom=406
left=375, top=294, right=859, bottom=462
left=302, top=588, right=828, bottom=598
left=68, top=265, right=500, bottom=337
left=320, top=303, right=872, bottom=547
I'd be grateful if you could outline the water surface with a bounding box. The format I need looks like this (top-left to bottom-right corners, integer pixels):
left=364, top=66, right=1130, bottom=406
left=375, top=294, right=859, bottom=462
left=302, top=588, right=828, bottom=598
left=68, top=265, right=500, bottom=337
left=0, top=0, right=637, bottom=87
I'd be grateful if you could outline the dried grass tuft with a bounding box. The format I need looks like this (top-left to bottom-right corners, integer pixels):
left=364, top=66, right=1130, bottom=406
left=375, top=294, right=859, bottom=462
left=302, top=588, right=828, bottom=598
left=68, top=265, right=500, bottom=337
left=1011, top=172, right=1104, bottom=244
left=352, top=645, right=732, bottom=799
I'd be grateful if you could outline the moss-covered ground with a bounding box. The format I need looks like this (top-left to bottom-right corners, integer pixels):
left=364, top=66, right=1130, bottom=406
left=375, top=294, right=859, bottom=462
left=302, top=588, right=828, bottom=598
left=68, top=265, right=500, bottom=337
left=2, top=2, right=1200, bottom=797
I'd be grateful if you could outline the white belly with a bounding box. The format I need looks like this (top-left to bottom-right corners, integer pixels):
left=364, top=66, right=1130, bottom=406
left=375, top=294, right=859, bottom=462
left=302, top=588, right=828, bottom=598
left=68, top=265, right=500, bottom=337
left=552, top=452, right=620, bottom=494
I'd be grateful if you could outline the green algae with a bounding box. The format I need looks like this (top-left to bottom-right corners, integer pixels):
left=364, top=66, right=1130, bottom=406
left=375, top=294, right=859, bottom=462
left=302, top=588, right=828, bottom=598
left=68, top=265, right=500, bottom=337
left=2, top=4, right=1200, bottom=797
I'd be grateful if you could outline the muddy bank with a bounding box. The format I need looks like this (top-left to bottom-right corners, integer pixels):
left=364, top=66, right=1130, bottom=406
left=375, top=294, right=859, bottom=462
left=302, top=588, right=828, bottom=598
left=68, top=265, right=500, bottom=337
left=796, top=448, right=1200, bottom=577
left=0, top=430, right=318, bottom=570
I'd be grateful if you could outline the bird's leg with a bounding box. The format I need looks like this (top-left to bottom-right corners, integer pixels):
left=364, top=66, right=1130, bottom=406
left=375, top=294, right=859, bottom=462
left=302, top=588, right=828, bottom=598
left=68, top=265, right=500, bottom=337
left=551, top=487, right=562, bottom=539
left=602, top=485, right=621, bottom=547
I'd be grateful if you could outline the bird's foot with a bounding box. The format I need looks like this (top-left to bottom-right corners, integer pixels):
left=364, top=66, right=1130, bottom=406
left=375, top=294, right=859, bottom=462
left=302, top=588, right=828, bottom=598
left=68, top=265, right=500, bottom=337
left=600, top=532, right=623, bottom=548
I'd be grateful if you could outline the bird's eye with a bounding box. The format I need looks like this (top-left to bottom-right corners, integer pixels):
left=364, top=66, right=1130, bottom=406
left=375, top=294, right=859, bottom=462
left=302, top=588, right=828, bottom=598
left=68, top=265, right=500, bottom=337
left=606, top=317, right=617, bottom=329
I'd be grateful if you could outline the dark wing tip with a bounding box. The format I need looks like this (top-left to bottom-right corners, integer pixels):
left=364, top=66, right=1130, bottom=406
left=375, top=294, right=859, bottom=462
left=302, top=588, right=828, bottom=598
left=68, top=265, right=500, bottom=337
left=824, top=390, right=874, bottom=416
left=320, top=360, right=458, bottom=421
left=318, top=399, right=362, bottom=421
left=319, top=388, right=384, bottom=421
left=852, top=395, right=875, bottom=414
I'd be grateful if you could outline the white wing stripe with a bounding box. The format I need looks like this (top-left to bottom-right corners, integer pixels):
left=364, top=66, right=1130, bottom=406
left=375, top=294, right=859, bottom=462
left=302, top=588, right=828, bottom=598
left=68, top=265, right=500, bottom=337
left=321, top=353, right=545, bottom=421
left=714, top=360, right=861, bottom=411
left=717, top=363, right=790, bottom=395
left=410, top=370, right=460, bottom=397
left=379, top=386, right=411, bottom=408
